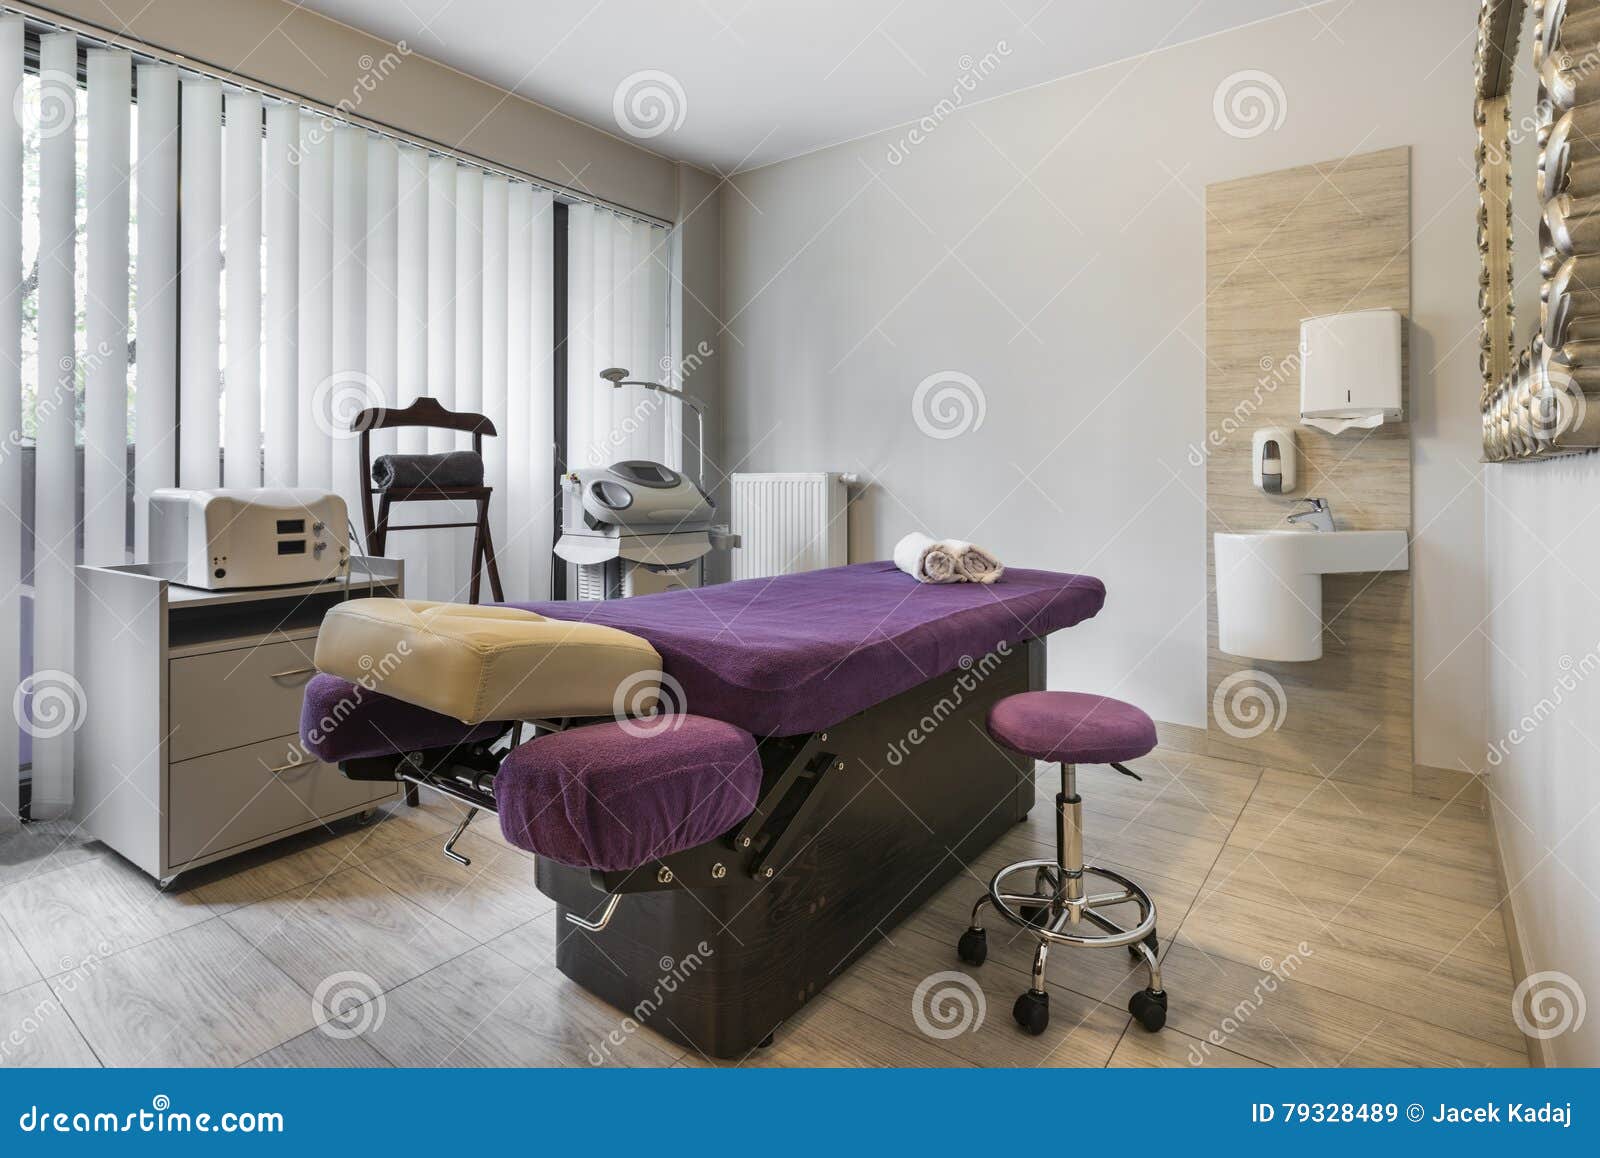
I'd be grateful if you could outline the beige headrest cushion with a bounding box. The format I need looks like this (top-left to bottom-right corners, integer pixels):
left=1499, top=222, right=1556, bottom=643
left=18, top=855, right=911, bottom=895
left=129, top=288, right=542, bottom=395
left=314, top=599, right=662, bottom=725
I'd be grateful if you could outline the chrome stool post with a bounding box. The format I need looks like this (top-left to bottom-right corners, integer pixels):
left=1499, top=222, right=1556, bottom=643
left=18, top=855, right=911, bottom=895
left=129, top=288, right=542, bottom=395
left=955, top=691, right=1169, bottom=1037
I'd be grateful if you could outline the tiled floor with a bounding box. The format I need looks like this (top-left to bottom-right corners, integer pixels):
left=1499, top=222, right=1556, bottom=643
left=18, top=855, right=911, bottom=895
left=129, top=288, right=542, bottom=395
left=0, top=747, right=1528, bottom=1068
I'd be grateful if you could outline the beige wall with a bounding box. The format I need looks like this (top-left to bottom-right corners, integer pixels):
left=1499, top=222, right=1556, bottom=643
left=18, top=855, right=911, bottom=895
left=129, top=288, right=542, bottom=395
left=34, top=0, right=681, bottom=221
left=720, top=0, right=1484, bottom=772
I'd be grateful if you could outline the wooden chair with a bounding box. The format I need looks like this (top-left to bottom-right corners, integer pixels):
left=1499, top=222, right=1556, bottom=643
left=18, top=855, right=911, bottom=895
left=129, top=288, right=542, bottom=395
left=353, top=396, right=506, bottom=604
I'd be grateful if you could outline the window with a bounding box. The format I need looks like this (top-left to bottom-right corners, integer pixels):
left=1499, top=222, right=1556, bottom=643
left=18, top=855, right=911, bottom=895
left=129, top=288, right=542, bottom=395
left=0, top=16, right=673, bottom=822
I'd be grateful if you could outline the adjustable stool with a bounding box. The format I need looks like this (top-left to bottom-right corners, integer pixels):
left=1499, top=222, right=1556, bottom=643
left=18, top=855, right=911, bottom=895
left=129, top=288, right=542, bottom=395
left=957, top=691, right=1168, bottom=1035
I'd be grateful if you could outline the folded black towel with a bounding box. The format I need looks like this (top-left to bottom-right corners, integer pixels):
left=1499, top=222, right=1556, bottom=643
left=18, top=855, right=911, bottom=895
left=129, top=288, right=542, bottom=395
left=371, top=450, right=485, bottom=490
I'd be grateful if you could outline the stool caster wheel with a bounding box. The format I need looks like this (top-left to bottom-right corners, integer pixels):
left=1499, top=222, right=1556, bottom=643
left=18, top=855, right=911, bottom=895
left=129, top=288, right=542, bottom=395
left=957, top=927, right=988, bottom=966
left=1013, top=989, right=1050, bottom=1035
left=1128, top=988, right=1167, bottom=1032
left=1127, top=929, right=1159, bottom=960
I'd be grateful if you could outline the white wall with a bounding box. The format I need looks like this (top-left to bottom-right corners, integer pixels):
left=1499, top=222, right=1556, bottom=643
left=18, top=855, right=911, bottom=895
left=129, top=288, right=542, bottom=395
left=1485, top=457, right=1600, bottom=1066
left=722, top=0, right=1485, bottom=761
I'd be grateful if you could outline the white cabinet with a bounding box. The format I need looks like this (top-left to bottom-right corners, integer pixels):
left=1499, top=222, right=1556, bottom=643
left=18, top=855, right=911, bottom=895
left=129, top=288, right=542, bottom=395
left=73, top=557, right=403, bottom=885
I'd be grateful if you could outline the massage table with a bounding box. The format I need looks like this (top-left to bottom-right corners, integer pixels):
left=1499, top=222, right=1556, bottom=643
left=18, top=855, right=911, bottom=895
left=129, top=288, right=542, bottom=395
left=301, top=561, right=1105, bottom=1057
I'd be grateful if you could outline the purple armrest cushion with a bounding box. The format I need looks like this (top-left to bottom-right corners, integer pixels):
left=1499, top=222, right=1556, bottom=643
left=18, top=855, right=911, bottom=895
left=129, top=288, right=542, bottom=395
left=494, top=715, right=762, bottom=872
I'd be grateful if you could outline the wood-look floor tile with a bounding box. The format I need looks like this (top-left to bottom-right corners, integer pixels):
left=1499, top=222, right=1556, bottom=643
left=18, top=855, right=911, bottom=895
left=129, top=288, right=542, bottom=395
left=1199, top=844, right=1509, bottom=969
left=322, top=801, right=459, bottom=866
left=365, top=943, right=678, bottom=1067
left=361, top=832, right=551, bottom=944
left=0, top=822, right=104, bottom=892
left=1008, top=814, right=1226, bottom=891
left=0, top=854, right=215, bottom=971
left=50, top=919, right=314, bottom=1067
left=0, top=981, right=100, bottom=1066
left=0, top=915, right=41, bottom=996
left=186, top=827, right=375, bottom=914
left=1156, top=942, right=1526, bottom=1067
left=1226, top=811, right=1502, bottom=906
left=826, top=926, right=1129, bottom=1066
left=482, top=913, right=560, bottom=972
left=1065, top=751, right=1262, bottom=840
left=223, top=865, right=476, bottom=1001
left=1107, top=1024, right=1267, bottom=1068
left=1178, top=888, right=1522, bottom=1052
left=1254, top=767, right=1486, bottom=826
left=241, top=1025, right=393, bottom=1068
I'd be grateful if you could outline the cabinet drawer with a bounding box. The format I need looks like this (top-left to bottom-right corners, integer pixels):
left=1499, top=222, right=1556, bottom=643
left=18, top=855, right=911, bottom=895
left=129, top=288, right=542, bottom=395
left=167, top=734, right=387, bottom=867
left=168, top=636, right=318, bottom=762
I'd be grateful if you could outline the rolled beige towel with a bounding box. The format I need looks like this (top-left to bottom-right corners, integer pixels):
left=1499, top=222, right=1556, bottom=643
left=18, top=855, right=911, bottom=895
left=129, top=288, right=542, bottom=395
left=893, top=532, right=961, bottom=584
left=945, top=539, right=1004, bottom=584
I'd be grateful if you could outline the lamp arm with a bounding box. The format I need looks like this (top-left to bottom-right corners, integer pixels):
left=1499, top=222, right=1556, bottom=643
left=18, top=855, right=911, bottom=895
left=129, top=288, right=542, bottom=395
left=620, top=380, right=708, bottom=489
left=619, top=379, right=706, bottom=414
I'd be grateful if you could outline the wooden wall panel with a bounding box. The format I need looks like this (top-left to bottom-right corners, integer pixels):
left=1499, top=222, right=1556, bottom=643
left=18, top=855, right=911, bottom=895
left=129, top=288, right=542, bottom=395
left=1203, top=146, right=1413, bottom=791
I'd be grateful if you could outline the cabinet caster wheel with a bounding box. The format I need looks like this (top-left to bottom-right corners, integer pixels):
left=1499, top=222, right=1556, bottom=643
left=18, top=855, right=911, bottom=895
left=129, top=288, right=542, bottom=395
left=353, top=809, right=379, bottom=826
left=1013, top=989, right=1050, bottom=1035
left=957, top=927, right=988, bottom=966
left=1127, top=929, right=1159, bottom=960
left=1128, top=988, right=1167, bottom=1032
left=757, top=1032, right=774, bottom=1049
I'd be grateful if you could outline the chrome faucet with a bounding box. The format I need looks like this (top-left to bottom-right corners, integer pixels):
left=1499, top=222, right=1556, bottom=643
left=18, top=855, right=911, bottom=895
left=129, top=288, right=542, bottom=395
left=1286, top=497, right=1335, bottom=532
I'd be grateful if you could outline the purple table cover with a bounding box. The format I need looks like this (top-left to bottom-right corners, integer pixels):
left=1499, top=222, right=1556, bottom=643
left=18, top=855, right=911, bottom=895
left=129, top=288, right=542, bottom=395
left=513, top=561, right=1105, bottom=736
left=301, top=561, right=1105, bottom=761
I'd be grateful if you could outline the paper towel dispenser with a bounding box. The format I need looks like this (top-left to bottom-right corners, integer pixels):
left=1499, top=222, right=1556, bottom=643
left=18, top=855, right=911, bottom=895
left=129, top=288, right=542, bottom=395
left=1299, top=308, right=1402, bottom=435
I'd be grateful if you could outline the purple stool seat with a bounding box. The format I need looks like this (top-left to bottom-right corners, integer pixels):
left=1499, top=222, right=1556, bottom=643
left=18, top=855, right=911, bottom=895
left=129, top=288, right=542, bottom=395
left=987, top=691, right=1157, bottom=765
left=494, top=715, right=763, bottom=872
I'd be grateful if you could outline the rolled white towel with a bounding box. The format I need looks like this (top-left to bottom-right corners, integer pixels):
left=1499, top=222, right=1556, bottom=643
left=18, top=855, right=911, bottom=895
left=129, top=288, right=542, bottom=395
left=893, top=532, right=962, bottom=584
left=945, top=539, right=1005, bottom=584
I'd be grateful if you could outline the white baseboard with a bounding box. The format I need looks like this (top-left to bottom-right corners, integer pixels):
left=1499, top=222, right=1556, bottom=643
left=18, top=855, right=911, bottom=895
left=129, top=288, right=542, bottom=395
left=1486, top=795, right=1550, bottom=1067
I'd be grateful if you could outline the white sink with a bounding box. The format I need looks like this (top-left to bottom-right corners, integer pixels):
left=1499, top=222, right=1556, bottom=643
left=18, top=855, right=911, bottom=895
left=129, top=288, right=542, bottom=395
left=1215, top=529, right=1409, bottom=662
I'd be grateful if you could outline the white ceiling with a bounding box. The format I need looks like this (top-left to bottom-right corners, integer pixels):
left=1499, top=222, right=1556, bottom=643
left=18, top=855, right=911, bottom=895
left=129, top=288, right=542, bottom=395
left=302, top=0, right=1321, bottom=174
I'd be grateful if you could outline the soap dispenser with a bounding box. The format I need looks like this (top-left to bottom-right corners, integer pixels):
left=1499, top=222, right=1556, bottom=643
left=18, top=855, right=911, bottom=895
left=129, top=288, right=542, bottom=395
left=1252, top=427, right=1296, bottom=495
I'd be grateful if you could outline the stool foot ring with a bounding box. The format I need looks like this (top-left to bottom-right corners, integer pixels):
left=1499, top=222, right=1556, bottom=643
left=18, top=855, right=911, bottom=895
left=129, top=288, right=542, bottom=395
left=1128, top=987, right=1167, bottom=1032
left=1013, top=988, right=1049, bottom=1035
left=957, top=926, right=988, bottom=967
left=1127, top=928, right=1159, bottom=961
left=987, top=860, right=1157, bottom=947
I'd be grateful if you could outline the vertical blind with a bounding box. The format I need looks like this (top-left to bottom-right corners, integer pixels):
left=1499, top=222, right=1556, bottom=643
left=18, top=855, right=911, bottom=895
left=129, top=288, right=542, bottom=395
left=1, top=17, right=675, bottom=823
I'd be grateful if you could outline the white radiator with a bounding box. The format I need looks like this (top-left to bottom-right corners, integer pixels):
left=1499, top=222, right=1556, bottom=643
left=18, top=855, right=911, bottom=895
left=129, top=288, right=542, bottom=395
left=730, top=473, right=850, bottom=580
